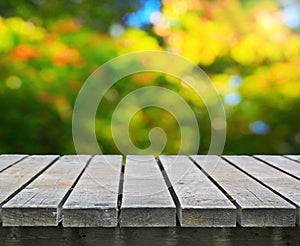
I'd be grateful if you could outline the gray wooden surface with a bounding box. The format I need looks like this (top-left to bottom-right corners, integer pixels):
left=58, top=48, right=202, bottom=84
left=0, top=155, right=299, bottom=228
left=0, top=155, right=27, bottom=172
left=159, top=155, right=236, bottom=227
left=191, top=156, right=296, bottom=227
left=285, top=155, right=300, bottom=162
left=224, top=155, right=300, bottom=225
left=62, top=155, right=122, bottom=227
left=120, top=155, right=176, bottom=227
left=2, top=155, right=90, bottom=226
left=255, top=155, right=300, bottom=178
left=0, top=155, right=58, bottom=217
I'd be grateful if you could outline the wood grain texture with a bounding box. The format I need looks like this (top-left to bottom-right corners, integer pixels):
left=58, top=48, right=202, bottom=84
left=0, top=154, right=298, bottom=228
left=255, top=155, right=300, bottom=178
left=191, top=156, right=296, bottom=227
left=120, top=155, right=176, bottom=227
left=159, top=155, right=236, bottom=227
left=0, top=154, right=27, bottom=172
left=2, top=155, right=90, bottom=226
left=224, top=155, right=300, bottom=225
left=0, top=155, right=58, bottom=206
left=62, top=155, right=122, bottom=227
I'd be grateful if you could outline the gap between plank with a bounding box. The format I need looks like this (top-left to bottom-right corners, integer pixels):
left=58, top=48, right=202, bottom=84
left=253, top=156, right=300, bottom=181
left=157, top=158, right=180, bottom=226
left=117, top=161, right=125, bottom=227
left=283, top=155, right=300, bottom=164
left=188, top=156, right=240, bottom=227
left=0, top=155, right=29, bottom=173
left=222, top=156, right=299, bottom=226
left=0, top=156, right=60, bottom=207
left=57, top=156, right=93, bottom=224
left=0, top=155, right=60, bottom=226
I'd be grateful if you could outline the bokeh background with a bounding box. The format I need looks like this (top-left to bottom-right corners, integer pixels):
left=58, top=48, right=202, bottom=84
left=0, top=0, right=299, bottom=154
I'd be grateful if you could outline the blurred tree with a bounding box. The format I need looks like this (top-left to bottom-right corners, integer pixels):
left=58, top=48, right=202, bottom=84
left=0, top=0, right=299, bottom=154
left=0, top=0, right=140, bottom=31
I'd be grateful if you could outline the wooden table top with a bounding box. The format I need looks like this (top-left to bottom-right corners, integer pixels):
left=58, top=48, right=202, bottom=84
left=0, top=154, right=299, bottom=228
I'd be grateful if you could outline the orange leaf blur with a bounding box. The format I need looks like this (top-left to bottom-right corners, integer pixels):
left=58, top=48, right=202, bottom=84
left=11, top=44, right=39, bottom=60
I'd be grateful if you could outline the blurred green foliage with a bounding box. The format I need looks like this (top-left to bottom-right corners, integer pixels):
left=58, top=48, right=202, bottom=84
left=0, top=0, right=299, bottom=154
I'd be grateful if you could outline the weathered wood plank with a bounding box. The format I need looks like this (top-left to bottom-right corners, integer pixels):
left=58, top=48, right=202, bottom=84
left=2, top=155, right=90, bottom=226
left=191, top=156, right=296, bottom=227
left=159, top=155, right=236, bottom=227
left=0, top=155, right=58, bottom=207
left=0, top=154, right=27, bottom=172
left=255, top=155, right=300, bottom=178
left=120, top=155, right=176, bottom=227
left=285, top=155, right=300, bottom=163
left=224, top=155, right=300, bottom=225
left=62, top=155, right=122, bottom=227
